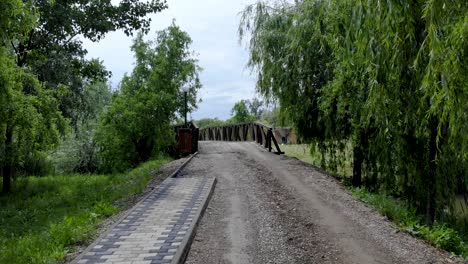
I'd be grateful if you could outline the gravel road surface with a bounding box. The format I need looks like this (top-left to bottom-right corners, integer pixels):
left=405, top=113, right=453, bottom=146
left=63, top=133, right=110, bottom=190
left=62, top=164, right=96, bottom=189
left=183, top=141, right=462, bottom=264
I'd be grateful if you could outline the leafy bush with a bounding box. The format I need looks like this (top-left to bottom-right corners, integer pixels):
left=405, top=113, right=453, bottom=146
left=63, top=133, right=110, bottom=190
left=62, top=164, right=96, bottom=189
left=18, top=152, right=54, bottom=177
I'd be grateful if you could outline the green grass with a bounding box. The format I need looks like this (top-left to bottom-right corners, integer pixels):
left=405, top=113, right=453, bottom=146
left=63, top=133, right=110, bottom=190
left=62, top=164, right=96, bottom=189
left=282, top=144, right=468, bottom=258
left=352, top=188, right=468, bottom=257
left=281, top=143, right=352, bottom=177
left=0, top=157, right=171, bottom=263
left=281, top=144, right=319, bottom=165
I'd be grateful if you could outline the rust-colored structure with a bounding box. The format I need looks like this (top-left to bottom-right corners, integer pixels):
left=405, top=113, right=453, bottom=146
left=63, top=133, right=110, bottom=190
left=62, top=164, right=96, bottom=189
left=198, top=122, right=284, bottom=155
left=174, top=122, right=199, bottom=156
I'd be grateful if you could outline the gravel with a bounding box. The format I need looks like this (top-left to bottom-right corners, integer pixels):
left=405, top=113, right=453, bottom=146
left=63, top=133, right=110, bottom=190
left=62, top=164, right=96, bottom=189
left=184, top=141, right=464, bottom=264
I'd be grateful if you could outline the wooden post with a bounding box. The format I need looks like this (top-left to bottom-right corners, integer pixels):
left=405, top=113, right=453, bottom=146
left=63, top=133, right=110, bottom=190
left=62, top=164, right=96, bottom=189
left=268, top=128, right=273, bottom=152
left=251, top=123, right=255, bottom=141
left=243, top=124, right=248, bottom=141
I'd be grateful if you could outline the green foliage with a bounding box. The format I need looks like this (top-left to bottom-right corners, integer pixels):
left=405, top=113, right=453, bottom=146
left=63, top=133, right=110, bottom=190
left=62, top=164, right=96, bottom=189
left=226, top=98, right=267, bottom=124
left=240, top=0, right=468, bottom=225
left=50, top=82, right=112, bottom=174
left=0, top=0, right=35, bottom=42
left=282, top=144, right=352, bottom=177
left=247, top=97, right=264, bottom=120
left=240, top=1, right=333, bottom=142
left=195, top=98, right=267, bottom=127
left=352, top=188, right=420, bottom=225
left=96, top=23, right=201, bottom=172
left=51, top=129, right=98, bottom=174
left=8, top=0, right=167, bottom=129
left=195, top=118, right=226, bottom=128
left=229, top=99, right=254, bottom=124
left=258, top=107, right=290, bottom=128
left=281, top=144, right=319, bottom=167
left=0, top=46, right=66, bottom=191
left=1, top=0, right=156, bottom=190
left=0, top=158, right=170, bottom=263
left=353, top=188, right=468, bottom=257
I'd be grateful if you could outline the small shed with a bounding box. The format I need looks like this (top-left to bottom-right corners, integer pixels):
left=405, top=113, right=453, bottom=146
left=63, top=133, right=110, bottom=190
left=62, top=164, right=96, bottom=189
left=174, top=122, right=199, bottom=156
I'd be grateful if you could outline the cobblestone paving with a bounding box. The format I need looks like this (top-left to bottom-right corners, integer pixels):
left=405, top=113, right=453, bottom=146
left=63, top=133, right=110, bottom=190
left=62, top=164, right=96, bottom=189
left=76, top=176, right=213, bottom=264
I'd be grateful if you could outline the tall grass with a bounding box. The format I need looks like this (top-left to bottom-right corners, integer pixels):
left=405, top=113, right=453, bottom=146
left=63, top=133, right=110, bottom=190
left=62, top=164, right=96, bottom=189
left=0, top=158, right=170, bottom=263
left=281, top=144, right=352, bottom=177
left=352, top=188, right=468, bottom=257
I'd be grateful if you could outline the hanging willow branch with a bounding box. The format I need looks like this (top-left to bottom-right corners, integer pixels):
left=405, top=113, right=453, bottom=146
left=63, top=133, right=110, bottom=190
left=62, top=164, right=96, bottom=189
left=239, top=0, right=468, bottom=225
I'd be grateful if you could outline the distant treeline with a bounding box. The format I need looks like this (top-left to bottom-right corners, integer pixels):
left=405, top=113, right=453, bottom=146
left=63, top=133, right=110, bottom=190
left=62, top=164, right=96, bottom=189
left=195, top=98, right=290, bottom=128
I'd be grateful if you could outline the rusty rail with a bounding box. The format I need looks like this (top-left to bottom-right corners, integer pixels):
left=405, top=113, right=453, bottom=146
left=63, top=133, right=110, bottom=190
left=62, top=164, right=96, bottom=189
left=199, top=122, right=284, bottom=155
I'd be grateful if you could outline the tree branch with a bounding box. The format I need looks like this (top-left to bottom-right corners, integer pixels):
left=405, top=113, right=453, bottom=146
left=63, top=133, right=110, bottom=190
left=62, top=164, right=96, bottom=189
left=10, top=41, right=18, bottom=55
left=63, top=32, right=79, bottom=47
left=17, top=30, right=35, bottom=67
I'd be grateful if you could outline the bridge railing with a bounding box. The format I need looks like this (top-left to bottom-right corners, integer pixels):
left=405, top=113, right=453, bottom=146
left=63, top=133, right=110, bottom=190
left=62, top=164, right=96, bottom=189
left=199, top=122, right=284, bottom=155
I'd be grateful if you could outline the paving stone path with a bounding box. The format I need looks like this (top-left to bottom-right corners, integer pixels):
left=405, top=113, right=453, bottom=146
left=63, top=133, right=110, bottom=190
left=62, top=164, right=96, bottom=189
left=75, top=176, right=215, bottom=264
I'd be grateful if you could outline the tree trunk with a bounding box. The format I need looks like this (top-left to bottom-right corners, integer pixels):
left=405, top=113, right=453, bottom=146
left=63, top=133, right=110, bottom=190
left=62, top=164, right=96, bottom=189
left=426, top=117, right=438, bottom=225
left=352, top=147, right=362, bottom=187
left=366, top=162, right=378, bottom=192
left=2, top=127, right=13, bottom=193
left=2, top=165, right=12, bottom=193
left=352, top=130, right=364, bottom=187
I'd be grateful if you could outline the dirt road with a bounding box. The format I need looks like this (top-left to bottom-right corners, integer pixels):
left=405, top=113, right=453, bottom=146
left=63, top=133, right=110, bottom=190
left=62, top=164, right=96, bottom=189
left=183, top=142, right=461, bottom=264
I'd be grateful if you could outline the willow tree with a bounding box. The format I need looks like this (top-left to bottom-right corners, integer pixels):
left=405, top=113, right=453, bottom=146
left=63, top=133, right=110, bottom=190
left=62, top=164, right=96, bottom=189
left=240, top=0, right=357, bottom=175
left=240, top=0, right=468, bottom=224
left=0, top=0, right=66, bottom=193
left=416, top=0, right=468, bottom=222
left=240, top=1, right=337, bottom=161
left=323, top=0, right=436, bottom=220
left=327, top=0, right=468, bottom=223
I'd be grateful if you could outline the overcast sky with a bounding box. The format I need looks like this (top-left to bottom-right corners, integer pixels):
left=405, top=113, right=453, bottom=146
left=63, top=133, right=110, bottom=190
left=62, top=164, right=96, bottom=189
left=83, top=0, right=258, bottom=121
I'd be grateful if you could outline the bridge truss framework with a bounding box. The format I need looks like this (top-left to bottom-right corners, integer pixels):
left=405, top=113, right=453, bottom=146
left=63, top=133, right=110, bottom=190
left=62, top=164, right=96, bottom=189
left=199, top=122, right=284, bottom=155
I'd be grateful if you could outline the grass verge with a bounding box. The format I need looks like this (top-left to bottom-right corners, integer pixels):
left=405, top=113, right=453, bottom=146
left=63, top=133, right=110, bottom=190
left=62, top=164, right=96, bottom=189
left=352, top=188, right=468, bottom=257
left=281, top=143, right=352, bottom=176
left=0, top=157, right=171, bottom=263
left=282, top=144, right=468, bottom=258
